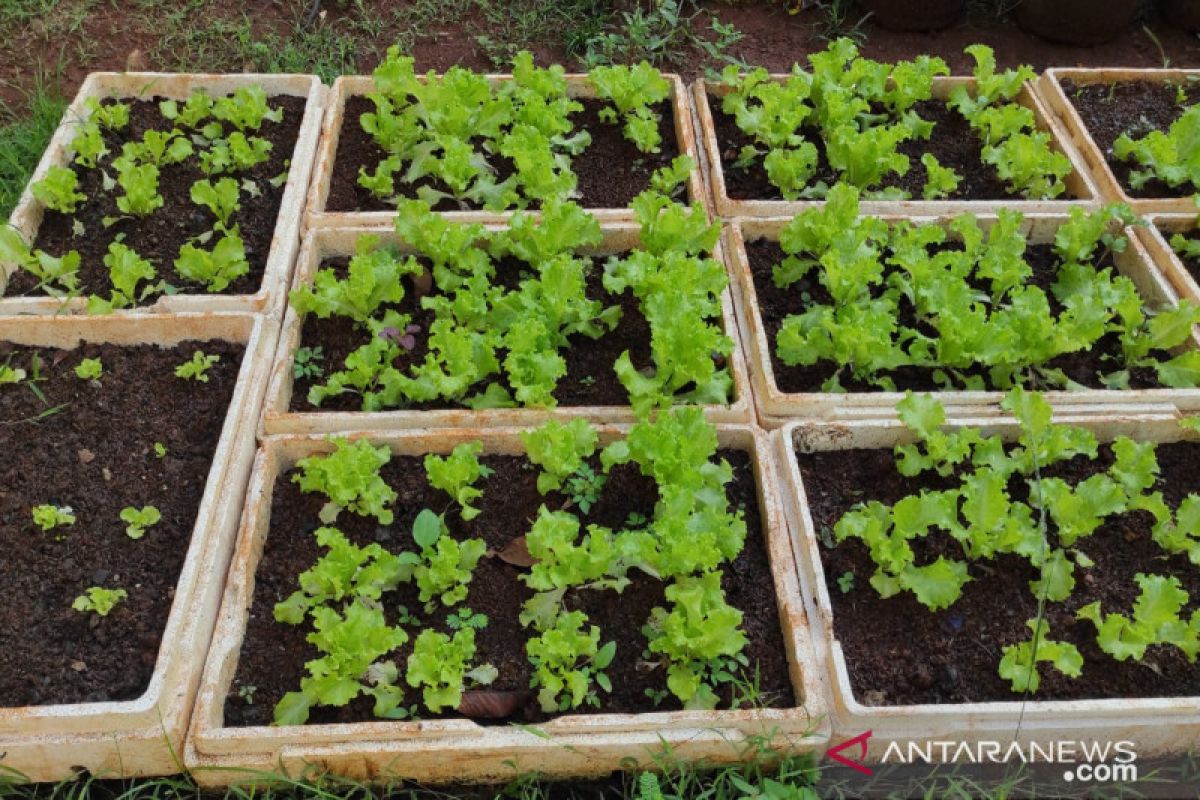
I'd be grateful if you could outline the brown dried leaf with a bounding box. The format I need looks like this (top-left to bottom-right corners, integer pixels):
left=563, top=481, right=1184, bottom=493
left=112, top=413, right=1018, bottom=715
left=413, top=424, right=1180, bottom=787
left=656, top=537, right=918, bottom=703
left=457, top=690, right=528, bottom=719
left=494, top=536, right=536, bottom=568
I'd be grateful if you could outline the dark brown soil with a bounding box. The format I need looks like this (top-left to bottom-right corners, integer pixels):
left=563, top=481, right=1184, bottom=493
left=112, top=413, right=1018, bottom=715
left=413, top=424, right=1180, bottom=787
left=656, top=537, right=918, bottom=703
left=795, top=440, right=1200, bottom=705
left=325, top=96, right=680, bottom=213
left=711, top=96, right=1070, bottom=202
left=9, top=95, right=306, bottom=300
left=1167, top=227, right=1200, bottom=285
left=745, top=237, right=1165, bottom=393
left=225, top=449, right=793, bottom=726
left=1061, top=80, right=1200, bottom=198
left=291, top=254, right=725, bottom=412
left=0, top=339, right=244, bottom=706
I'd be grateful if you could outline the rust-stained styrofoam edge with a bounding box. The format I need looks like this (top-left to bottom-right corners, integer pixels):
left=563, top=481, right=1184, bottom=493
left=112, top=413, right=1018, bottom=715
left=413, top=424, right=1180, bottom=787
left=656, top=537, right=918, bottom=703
left=724, top=214, right=1200, bottom=427
left=1139, top=213, right=1200, bottom=304
left=185, top=425, right=829, bottom=786
left=1036, top=69, right=1200, bottom=215
left=259, top=224, right=752, bottom=436
left=0, top=311, right=276, bottom=781
left=693, top=76, right=1100, bottom=220
left=304, top=74, right=708, bottom=229
left=772, top=412, right=1200, bottom=758
left=0, top=72, right=327, bottom=318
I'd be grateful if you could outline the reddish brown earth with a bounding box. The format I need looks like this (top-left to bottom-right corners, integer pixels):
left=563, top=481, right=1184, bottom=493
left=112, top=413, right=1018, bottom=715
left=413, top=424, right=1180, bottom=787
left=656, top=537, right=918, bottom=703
left=2, top=2, right=1197, bottom=118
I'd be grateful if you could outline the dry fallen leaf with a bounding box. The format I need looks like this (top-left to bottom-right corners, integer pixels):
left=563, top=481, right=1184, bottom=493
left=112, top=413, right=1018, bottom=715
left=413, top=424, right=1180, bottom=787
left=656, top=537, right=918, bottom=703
left=493, top=536, right=536, bottom=568
left=458, top=690, right=529, bottom=719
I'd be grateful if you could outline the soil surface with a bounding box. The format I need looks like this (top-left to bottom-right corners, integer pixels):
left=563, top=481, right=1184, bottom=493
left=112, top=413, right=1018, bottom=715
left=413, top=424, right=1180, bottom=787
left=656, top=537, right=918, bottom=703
left=291, top=255, right=727, bottom=412
left=795, top=440, right=1200, bottom=705
left=1060, top=80, right=1200, bottom=198
left=0, top=339, right=243, bottom=706
left=226, top=449, right=793, bottom=726
left=326, top=96, right=681, bottom=213
left=9, top=95, right=306, bottom=300
left=745, top=237, right=1167, bottom=394
left=711, top=97, right=1065, bottom=202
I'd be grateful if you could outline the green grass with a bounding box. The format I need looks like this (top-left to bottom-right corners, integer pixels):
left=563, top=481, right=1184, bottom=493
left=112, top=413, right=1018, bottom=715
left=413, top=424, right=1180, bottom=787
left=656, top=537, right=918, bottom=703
left=0, top=81, right=67, bottom=219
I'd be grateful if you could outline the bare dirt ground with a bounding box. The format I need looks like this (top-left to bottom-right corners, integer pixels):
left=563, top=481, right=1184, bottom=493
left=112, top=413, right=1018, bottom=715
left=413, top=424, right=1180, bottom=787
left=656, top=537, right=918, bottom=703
left=0, top=0, right=1196, bottom=115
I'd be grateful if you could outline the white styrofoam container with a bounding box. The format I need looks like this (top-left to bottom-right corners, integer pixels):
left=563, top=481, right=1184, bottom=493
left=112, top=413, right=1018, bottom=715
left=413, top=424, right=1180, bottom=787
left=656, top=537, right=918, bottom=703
left=0, top=73, right=326, bottom=318
left=261, top=224, right=753, bottom=435
left=185, top=424, right=829, bottom=786
left=1036, top=68, right=1200, bottom=215
left=693, top=76, right=1099, bottom=220
left=0, top=310, right=277, bottom=781
left=775, top=410, right=1200, bottom=759
left=1139, top=213, right=1200, bottom=305
left=305, top=74, right=707, bottom=228
left=722, top=214, right=1200, bottom=426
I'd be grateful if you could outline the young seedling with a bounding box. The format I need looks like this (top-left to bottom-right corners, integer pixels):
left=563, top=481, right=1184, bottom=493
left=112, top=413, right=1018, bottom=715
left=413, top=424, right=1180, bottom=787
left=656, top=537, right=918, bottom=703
left=154, top=442, right=168, bottom=458
left=405, top=627, right=497, bottom=713
left=411, top=508, right=486, bottom=611
left=174, top=350, right=220, bottom=382
left=74, top=358, right=103, bottom=381
left=121, top=505, right=161, bottom=539
left=72, top=587, right=127, bottom=617
left=292, top=346, right=325, bottom=380
left=446, top=607, right=489, bottom=631
left=424, top=441, right=493, bottom=521
left=32, top=165, right=86, bottom=214
left=293, top=437, right=397, bottom=524
left=563, top=464, right=606, bottom=514
left=32, top=504, right=76, bottom=538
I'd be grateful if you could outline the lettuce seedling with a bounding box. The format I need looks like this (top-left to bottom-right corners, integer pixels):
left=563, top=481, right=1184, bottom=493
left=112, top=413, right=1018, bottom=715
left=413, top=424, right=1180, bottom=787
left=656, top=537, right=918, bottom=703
left=405, top=627, right=497, bottom=713
left=174, top=350, right=220, bottom=382
left=1078, top=573, right=1200, bottom=663
left=921, top=153, right=961, bottom=200
left=174, top=230, right=249, bottom=292
left=212, top=85, right=284, bottom=132
left=1114, top=105, right=1200, bottom=191
left=290, top=235, right=422, bottom=322
left=273, top=602, right=409, bottom=725
left=86, top=242, right=160, bottom=312
left=73, top=587, right=127, bottom=616
left=121, top=505, right=161, bottom=539
left=293, top=437, right=397, bottom=524
left=588, top=63, right=671, bottom=153
left=115, top=162, right=164, bottom=216
left=521, top=418, right=599, bottom=494
left=32, top=504, right=75, bottom=535
left=411, top=509, right=486, bottom=611
left=997, top=619, right=1083, bottom=693
left=32, top=166, right=86, bottom=214
left=424, top=441, right=493, bottom=521
left=643, top=571, right=748, bottom=710
left=0, top=226, right=81, bottom=297
left=190, top=177, right=240, bottom=228
left=72, top=123, right=108, bottom=169
left=526, top=609, right=614, bottom=712
left=161, top=92, right=214, bottom=129
left=274, top=526, right=418, bottom=625
left=74, top=357, right=103, bottom=380
left=85, top=97, right=130, bottom=130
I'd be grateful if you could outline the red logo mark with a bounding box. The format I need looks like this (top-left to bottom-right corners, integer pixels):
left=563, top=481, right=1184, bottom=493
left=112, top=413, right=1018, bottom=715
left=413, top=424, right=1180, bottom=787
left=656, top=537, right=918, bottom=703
left=827, top=730, right=874, bottom=775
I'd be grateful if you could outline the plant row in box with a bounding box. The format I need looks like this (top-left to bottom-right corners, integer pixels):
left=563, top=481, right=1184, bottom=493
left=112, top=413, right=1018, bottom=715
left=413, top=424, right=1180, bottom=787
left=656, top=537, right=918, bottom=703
left=1038, top=68, right=1200, bottom=215
left=1139, top=205, right=1200, bottom=308
left=694, top=41, right=1097, bottom=219
left=307, top=50, right=706, bottom=227
left=185, top=414, right=825, bottom=785
left=777, top=392, right=1200, bottom=758
left=0, top=73, right=324, bottom=317
left=725, top=185, right=1200, bottom=425
left=263, top=187, right=749, bottom=435
left=0, top=312, right=272, bottom=782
